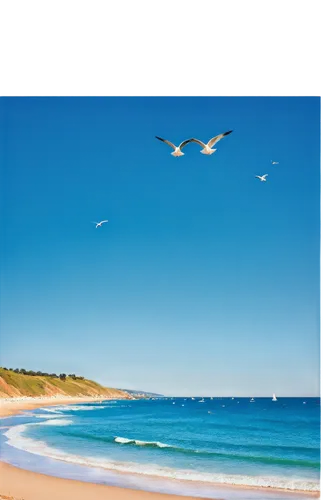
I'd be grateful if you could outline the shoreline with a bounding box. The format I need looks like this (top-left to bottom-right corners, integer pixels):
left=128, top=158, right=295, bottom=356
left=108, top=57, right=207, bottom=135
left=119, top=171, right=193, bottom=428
left=0, top=462, right=204, bottom=500
left=0, top=394, right=114, bottom=417
left=0, top=397, right=320, bottom=500
left=1, top=396, right=206, bottom=500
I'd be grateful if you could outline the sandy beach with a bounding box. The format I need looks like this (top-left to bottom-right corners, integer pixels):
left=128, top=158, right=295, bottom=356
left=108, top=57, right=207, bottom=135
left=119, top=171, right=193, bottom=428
left=0, top=397, right=205, bottom=500
left=0, top=462, right=205, bottom=500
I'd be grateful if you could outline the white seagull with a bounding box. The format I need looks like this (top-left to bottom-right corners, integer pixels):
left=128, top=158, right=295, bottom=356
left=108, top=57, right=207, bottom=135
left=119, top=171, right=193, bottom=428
left=271, top=160, right=279, bottom=165
left=190, top=130, right=233, bottom=155
left=255, top=174, right=268, bottom=182
left=92, top=220, right=108, bottom=228
left=155, top=136, right=194, bottom=157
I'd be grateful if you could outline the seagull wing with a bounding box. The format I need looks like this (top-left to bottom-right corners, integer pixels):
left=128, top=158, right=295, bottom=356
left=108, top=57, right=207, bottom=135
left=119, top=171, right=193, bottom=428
left=155, top=136, right=177, bottom=150
left=100, top=220, right=108, bottom=224
left=262, top=174, right=268, bottom=179
left=190, top=138, right=207, bottom=148
left=208, top=130, right=233, bottom=148
left=179, top=138, right=195, bottom=150
left=255, top=176, right=261, bottom=179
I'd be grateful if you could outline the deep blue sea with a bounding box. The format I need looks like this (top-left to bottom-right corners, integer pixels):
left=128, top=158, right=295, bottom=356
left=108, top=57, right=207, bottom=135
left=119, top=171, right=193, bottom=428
left=0, top=397, right=320, bottom=499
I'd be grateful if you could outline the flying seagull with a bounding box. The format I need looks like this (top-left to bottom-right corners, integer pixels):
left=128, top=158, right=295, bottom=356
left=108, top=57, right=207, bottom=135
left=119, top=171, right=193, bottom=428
left=92, top=220, right=108, bottom=228
left=255, top=174, right=268, bottom=182
left=271, top=160, right=279, bottom=165
left=155, top=136, right=194, bottom=157
left=190, top=130, right=233, bottom=155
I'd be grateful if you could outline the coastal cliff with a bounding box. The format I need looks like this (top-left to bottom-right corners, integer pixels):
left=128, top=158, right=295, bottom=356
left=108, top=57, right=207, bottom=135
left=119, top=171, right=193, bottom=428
left=0, top=367, right=132, bottom=399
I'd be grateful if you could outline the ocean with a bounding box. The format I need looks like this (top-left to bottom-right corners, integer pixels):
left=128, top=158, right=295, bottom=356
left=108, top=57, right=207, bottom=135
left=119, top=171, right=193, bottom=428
left=0, top=397, right=320, bottom=499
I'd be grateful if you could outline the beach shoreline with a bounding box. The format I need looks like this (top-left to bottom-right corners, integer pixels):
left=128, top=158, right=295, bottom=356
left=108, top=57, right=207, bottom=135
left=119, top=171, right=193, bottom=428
left=0, top=394, right=114, bottom=417
left=0, top=398, right=320, bottom=500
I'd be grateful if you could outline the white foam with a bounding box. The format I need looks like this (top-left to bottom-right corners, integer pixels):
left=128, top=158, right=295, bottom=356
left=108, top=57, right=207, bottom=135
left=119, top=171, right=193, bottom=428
left=33, top=414, right=67, bottom=419
left=41, top=408, right=63, bottom=414
left=114, top=437, right=132, bottom=444
left=53, top=405, right=105, bottom=411
left=115, top=437, right=172, bottom=448
left=40, top=419, right=73, bottom=426
left=4, top=429, right=51, bottom=457
left=1, top=413, right=32, bottom=419
left=3, top=423, right=319, bottom=492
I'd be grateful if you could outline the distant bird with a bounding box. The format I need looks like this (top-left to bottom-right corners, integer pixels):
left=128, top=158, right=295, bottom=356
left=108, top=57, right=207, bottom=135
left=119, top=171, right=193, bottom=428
left=155, top=136, right=194, bottom=157
left=271, top=160, right=279, bottom=165
left=255, top=174, right=268, bottom=182
left=190, top=130, right=233, bottom=155
left=92, top=220, right=108, bottom=228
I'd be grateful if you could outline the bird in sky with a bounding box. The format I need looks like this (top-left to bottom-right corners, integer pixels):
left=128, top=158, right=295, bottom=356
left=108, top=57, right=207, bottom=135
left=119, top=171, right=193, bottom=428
left=271, top=160, right=279, bottom=165
left=190, top=130, right=233, bottom=155
left=255, top=174, right=268, bottom=182
left=92, top=220, right=108, bottom=228
left=155, top=136, right=194, bottom=157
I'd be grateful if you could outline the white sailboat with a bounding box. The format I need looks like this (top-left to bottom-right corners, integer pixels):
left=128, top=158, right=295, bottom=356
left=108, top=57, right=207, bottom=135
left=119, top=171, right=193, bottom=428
left=250, top=398, right=255, bottom=403
left=272, top=393, right=277, bottom=401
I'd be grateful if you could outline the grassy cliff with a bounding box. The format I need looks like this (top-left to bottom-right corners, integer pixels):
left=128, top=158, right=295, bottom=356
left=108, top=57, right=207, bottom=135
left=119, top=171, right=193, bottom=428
left=0, top=368, right=131, bottom=399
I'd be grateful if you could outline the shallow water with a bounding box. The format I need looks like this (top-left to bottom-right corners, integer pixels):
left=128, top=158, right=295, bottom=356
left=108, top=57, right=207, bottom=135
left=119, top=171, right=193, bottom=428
left=0, top=397, right=320, bottom=498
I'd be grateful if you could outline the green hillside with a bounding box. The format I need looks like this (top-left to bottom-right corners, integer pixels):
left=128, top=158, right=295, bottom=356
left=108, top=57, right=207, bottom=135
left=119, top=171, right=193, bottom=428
left=0, top=367, right=131, bottom=399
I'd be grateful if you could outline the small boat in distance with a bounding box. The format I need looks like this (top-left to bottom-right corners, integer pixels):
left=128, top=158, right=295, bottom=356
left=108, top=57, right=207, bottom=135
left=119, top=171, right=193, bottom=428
left=272, top=393, right=277, bottom=401
left=250, top=398, right=255, bottom=403
left=199, top=399, right=205, bottom=403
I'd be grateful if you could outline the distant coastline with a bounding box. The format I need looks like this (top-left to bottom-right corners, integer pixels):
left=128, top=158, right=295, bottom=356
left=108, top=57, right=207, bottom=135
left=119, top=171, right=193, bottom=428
left=119, top=389, right=164, bottom=398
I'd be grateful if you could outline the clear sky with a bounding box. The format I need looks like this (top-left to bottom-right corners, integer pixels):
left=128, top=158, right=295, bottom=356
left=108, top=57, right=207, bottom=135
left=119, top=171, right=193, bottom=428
left=0, top=97, right=320, bottom=397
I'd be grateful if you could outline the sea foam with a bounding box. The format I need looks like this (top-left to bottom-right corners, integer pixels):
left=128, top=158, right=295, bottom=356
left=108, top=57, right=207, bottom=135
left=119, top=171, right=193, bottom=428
left=53, top=405, right=105, bottom=411
left=40, top=408, right=63, bottom=414
left=115, top=436, right=172, bottom=448
left=33, top=413, right=67, bottom=419
left=40, top=419, right=73, bottom=426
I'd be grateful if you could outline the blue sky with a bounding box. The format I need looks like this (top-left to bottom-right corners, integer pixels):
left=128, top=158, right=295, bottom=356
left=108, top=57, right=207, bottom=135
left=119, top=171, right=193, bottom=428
left=0, top=97, right=320, bottom=396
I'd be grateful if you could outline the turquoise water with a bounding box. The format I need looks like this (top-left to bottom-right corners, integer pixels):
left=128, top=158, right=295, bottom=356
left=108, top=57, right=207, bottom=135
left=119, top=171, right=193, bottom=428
left=2, top=398, right=320, bottom=494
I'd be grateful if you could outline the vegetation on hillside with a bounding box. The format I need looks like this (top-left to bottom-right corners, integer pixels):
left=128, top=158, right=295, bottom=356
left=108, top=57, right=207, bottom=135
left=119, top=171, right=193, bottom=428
left=1, top=367, right=84, bottom=380
left=0, top=367, right=131, bottom=399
